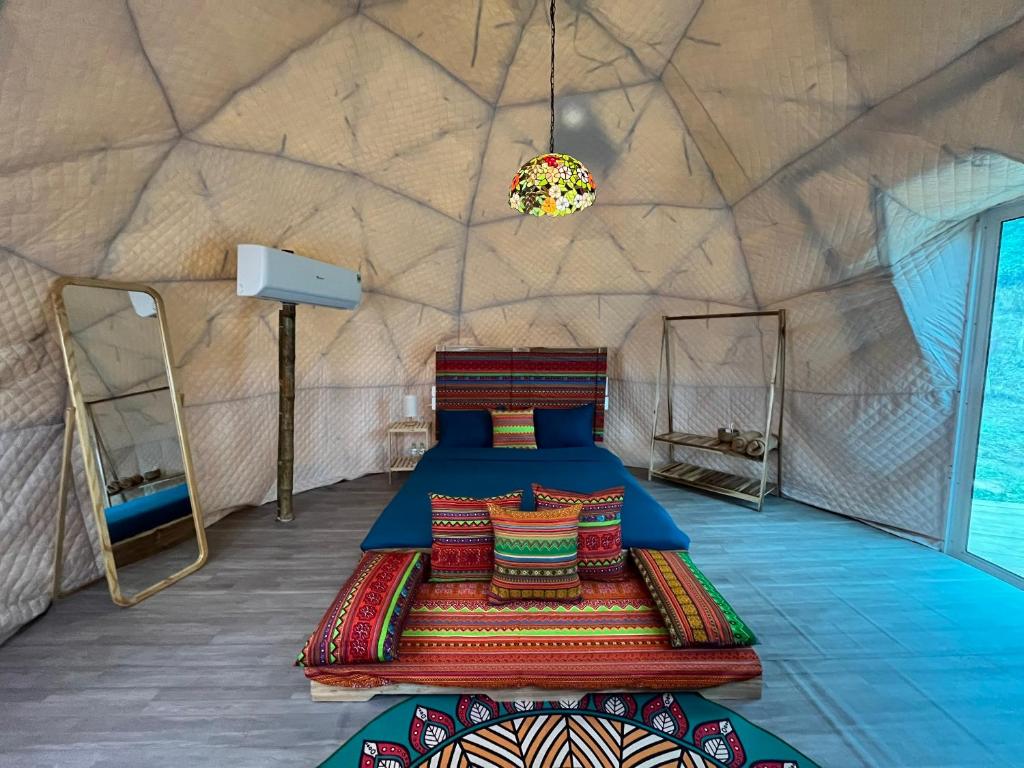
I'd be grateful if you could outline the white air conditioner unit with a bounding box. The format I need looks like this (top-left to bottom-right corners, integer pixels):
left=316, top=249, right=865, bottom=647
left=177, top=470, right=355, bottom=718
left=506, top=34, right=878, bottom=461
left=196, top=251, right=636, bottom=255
left=236, top=244, right=361, bottom=310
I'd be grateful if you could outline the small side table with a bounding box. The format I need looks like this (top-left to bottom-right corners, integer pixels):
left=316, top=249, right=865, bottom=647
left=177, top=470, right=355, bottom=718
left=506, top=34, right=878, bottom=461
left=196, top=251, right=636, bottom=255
left=386, top=419, right=432, bottom=482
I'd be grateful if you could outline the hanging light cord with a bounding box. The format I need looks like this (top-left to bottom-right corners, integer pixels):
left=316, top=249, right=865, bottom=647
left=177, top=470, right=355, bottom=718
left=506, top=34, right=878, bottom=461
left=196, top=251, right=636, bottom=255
left=549, top=0, right=556, bottom=154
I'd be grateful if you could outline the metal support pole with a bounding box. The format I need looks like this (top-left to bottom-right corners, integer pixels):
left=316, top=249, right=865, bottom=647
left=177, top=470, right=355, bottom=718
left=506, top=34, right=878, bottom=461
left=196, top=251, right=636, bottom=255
left=277, top=302, right=296, bottom=523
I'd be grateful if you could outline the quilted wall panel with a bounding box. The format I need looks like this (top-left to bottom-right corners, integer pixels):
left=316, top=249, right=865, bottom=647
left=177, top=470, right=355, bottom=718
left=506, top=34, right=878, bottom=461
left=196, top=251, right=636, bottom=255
left=1, top=0, right=1024, bottom=641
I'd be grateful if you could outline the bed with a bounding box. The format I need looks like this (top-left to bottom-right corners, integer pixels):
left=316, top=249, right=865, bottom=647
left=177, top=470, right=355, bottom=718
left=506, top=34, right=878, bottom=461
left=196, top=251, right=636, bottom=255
left=301, top=347, right=761, bottom=701
left=362, top=445, right=690, bottom=551
left=365, top=346, right=687, bottom=551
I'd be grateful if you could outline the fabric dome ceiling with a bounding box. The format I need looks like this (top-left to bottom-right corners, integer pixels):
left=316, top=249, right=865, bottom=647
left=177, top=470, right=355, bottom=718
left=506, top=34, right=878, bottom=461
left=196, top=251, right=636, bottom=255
left=2, top=0, right=1024, bottom=640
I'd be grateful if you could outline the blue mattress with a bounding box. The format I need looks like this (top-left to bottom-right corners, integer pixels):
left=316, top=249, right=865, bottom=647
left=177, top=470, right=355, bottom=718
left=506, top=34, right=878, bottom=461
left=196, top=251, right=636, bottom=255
left=362, top=445, right=690, bottom=551
left=104, top=483, right=192, bottom=543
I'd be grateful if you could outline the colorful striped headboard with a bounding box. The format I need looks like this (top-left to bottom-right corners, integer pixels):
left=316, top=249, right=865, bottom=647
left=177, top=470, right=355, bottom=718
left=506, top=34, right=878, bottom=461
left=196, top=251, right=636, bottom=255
left=435, top=347, right=608, bottom=441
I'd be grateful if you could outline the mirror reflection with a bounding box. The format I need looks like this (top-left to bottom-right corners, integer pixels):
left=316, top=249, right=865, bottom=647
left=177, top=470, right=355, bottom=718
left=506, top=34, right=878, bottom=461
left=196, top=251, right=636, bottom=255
left=58, top=282, right=205, bottom=603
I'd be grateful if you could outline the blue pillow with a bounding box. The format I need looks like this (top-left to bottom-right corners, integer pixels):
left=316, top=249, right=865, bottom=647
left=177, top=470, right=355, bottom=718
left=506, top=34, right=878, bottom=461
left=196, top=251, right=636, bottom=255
left=436, top=409, right=493, bottom=447
left=534, top=403, right=596, bottom=448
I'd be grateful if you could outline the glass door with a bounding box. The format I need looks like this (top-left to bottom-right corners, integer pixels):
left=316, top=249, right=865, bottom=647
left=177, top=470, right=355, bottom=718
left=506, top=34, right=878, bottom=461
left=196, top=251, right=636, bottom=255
left=949, top=202, right=1024, bottom=584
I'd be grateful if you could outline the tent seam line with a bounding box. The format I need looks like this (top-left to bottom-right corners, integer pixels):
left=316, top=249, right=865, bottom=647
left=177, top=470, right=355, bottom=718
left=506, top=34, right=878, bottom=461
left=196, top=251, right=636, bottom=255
left=732, top=15, right=1024, bottom=207
left=184, top=9, right=360, bottom=136
left=659, top=69, right=761, bottom=309
left=657, top=0, right=706, bottom=79
left=95, top=139, right=181, bottom=276
left=183, top=138, right=465, bottom=225
left=457, top=0, right=538, bottom=341
left=124, top=0, right=183, bottom=135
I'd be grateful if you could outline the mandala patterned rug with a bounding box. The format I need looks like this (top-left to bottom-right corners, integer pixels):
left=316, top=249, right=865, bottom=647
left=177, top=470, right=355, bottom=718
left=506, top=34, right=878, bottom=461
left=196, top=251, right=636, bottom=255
left=320, top=693, right=819, bottom=767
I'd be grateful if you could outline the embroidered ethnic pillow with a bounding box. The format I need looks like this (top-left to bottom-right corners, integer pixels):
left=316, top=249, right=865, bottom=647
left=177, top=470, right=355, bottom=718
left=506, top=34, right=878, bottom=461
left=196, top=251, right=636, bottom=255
left=631, top=548, right=756, bottom=648
left=533, top=484, right=626, bottom=581
left=490, top=408, right=537, bottom=449
left=487, top=502, right=583, bottom=604
left=428, top=491, right=523, bottom=582
left=297, top=550, right=425, bottom=666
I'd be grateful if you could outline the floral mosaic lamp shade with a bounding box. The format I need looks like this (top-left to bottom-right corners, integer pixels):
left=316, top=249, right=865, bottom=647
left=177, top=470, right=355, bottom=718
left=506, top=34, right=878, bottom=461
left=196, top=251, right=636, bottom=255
left=508, top=0, right=596, bottom=218
left=510, top=154, right=596, bottom=217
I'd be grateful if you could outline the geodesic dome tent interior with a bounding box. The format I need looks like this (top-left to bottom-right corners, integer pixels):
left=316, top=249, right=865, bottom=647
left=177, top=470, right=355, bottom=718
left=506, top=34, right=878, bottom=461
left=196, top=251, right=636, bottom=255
left=3, top=0, right=1024, bottom=651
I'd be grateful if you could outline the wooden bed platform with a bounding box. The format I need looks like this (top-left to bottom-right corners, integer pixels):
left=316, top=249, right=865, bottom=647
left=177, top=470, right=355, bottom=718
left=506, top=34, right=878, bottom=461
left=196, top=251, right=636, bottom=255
left=300, top=556, right=764, bottom=707
left=310, top=676, right=762, bottom=703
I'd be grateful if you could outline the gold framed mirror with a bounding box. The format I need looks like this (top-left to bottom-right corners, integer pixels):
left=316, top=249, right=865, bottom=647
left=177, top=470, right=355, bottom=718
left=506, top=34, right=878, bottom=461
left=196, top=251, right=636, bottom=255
left=51, top=277, right=208, bottom=606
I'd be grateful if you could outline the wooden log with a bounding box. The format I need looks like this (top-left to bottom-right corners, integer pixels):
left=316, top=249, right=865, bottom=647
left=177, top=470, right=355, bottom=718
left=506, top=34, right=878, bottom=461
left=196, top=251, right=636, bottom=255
left=277, top=302, right=296, bottom=523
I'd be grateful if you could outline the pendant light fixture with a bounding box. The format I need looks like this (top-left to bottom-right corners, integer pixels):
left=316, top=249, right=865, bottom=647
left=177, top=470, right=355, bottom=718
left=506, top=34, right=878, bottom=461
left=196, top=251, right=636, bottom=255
left=508, top=0, right=596, bottom=217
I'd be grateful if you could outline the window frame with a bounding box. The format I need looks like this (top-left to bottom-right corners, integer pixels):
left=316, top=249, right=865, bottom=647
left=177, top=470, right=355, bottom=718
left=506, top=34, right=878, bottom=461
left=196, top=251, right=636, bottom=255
left=945, top=197, right=1024, bottom=588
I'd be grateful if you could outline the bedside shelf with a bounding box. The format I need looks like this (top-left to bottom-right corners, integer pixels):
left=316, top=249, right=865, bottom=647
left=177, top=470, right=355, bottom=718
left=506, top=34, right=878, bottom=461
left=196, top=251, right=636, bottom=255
left=388, top=455, right=420, bottom=472
left=653, top=431, right=776, bottom=459
left=386, top=418, right=432, bottom=482
left=651, top=461, right=777, bottom=504
left=388, top=419, right=432, bottom=434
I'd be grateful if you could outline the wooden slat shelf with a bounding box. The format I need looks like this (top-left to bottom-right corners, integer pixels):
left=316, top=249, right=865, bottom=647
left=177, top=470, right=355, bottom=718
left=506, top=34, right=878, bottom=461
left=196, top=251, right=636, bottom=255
left=388, top=455, right=420, bottom=472
left=387, top=420, right=431, bottom=434
left=653, top=431, right=777, bottom=459
left=652, top=461, right=777, bottom=503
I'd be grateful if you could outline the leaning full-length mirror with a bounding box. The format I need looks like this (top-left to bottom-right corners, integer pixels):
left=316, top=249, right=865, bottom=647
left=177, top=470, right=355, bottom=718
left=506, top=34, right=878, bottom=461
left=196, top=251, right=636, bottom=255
left=52, top=278, right=207, bottom=606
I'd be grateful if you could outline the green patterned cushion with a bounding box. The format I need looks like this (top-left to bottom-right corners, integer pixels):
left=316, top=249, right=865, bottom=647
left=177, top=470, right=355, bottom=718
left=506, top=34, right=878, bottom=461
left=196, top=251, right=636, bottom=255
left=487, top=503, right=583, bottom=603
left=632, top=548, right=756, bottom=648
left=490, top=408, right=537, bottom=449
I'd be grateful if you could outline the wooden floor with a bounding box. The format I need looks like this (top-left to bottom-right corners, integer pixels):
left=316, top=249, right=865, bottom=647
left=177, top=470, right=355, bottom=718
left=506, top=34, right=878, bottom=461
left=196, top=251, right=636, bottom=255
left=2, top=473, right=1024, bottom=767
left=968, top=499, right=1024, bottom=577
